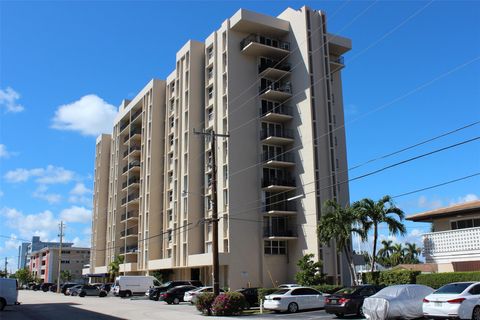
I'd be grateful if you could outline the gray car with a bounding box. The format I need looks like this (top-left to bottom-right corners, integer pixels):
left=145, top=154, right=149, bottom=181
left=66, top=285, right=83, bottom=296
left=77, top=285, right=106, bottom=297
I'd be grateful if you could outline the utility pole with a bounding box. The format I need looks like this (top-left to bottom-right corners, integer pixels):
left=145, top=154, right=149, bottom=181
left=56, top=221, right=64, bottom=293
left=194, top=129, right=229, bottom=297
left=4, top=257, right=7, bottom=277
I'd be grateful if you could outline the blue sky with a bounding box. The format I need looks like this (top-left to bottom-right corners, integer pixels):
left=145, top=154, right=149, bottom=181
left=0, top=1, right=479, bottom=271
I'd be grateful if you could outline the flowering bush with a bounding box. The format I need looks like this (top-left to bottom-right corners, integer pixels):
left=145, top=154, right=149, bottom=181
left=195, top=292, right=215, bottom=315
left=211, top=292, right=246, bottom=316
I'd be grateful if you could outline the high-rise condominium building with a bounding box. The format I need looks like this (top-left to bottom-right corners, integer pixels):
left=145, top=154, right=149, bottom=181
left=87, top=6, right=351, bottom=288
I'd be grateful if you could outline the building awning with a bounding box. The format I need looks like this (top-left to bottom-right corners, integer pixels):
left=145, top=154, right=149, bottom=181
left=85, top=273, right=109, bottom=277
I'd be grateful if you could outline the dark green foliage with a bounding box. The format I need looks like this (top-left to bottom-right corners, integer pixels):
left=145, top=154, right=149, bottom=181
left=295, top=254, right=325, bottom=286
left=362, top=270, right=420, bottom=286
left=416, top=272, right=480, bottom=289
left=13, top=268, right=33, bottom=285
left=257, top=288, right=279, bottom=304
left=211, top=292, right=246, bottom=316
left=311, top=285, right=343, bottom=294
left=195, top=292, right=216, bottom=315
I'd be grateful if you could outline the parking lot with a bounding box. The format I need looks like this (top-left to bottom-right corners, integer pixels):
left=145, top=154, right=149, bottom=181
left=3, top=290, right=365, bottom=320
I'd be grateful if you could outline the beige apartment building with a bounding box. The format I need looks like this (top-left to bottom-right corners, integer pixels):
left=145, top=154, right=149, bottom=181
left=86, top=6, right=352, bottom=289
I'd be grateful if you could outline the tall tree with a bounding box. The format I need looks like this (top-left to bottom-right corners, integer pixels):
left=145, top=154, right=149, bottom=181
left=14, top=268, right=33, bottom=285
left=353, top=195, right=406, bottom=273
left=318, top=200, right=366, bottom=285
left=295, top=254, right=325, bottom=286
left=403, top=242, right=422, bottom=264
left=377, top=240, right=395, bottom=268
left=390, top=243, right=405, bottom=266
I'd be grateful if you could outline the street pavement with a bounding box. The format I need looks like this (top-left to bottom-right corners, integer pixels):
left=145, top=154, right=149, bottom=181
left=2, top=290, right=365, bottom=320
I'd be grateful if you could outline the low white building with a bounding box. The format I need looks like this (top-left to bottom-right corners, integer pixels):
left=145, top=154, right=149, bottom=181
left=407, top=200, right=480, bottom=272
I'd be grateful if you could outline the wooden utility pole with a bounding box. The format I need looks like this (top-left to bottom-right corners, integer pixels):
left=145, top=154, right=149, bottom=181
left=194, top=129, right=229, bottom=297
left=56, top=221, right=64, bottom=293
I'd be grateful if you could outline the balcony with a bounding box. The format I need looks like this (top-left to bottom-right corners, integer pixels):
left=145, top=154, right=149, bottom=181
left=119, top=245, right=138, bottom=255
left=121, top=193, right=140, bottom=206
left=263, top=202, right=297, bottom=216
left=119, top=121, right=130, bottom=133
left=123, top=145, right=141, bottom=159
left=423, top=227, right=480, bottom=264
left=121, top=211, right=138, bottom=222
left=262, top=177, right=296, bottom=192
left=122, top=177, right=140, bottom=190
left=260, top=104, right=293, bottom=122
left=131, top=109, right=142, bottom=122
left=259, top=82, right=292, bottom=102
left=122, top=160, right=140, bottom=174
left=123, top=128, right=141, bottom=143
left=263, top=228, right=297, bottom=240
left=262, top=152, right=295, bottom=168
left=329, top=56, right=345, bottom=72
left=259, top=61, right=291, bottom=80
left=260, top=129, right=294, bottom=145
left=120, top=227, right=138, bottom=238
left=240, top=34, right=290, bottom=59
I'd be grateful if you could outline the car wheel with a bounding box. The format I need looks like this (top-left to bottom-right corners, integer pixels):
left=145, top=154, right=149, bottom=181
left=473, top=306, right=480, bottom=320
left=244, top=301, right=251, bottom=310
left=335, top=313, right=344, bottom=318
left=357, top=306, right=364, bottom=317
left=154, top=294, right=159, bottom=301
left=0, top=298, right=6, bottom=311
left=79, top=292, right=86, bottom=298
left=71, top=292, right=78, bottom=296
left=287, top=302, right=299, bottom=313
left=167, top=301, right=172, bottom=305
left=99, top=291, right=107, bottom=298
left=173, top=298, right=180, bottom=305
left=125, top=291, right=132, bottom=298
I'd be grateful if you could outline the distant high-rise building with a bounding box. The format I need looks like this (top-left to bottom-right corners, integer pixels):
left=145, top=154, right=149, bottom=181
left=18, top=236, right=73, bottom=270
left=87, top=6, right=352, bottom=288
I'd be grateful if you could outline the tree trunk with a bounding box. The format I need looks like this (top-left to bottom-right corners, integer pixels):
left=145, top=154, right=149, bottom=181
left=371, top=224, right=378, bottom=274
left=344, top=246, right=357, bottom=286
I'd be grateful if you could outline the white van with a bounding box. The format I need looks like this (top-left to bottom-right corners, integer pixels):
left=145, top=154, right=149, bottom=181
left=113, top=276, right=160, bottom=297
left=0, top=278, right=19, bottom=311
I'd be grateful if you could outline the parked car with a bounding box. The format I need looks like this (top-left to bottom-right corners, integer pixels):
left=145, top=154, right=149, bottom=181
left=184, top=286, right=225, bottom=304
left=113, top=276, right=161, bottom=297
left=236, top=288, right=259, bottom=309
left=159, top=285, right=198, bottom=304
left=363, top=284, right=434, bottom=320
left=61, top=283, right=79, bottom=295
left=263, top=287, right=326, bottom=313
left=148, top=280, right=203, bottom=301
left=0, top=278, right=18, bottom=311
left=97, top=283, right=112, bottom=293
left=278, top=284, right=301, bottom=289
left=66, top=285, right=83, bottom=296
left=325, top=285, right=383, bottom=318
left=77, top=285, right=106, bottom=297
left=29, top=283, right=41, bottom=291
left=40, top=283, right=54, bottom=292
left=49, top=284, right=57, bottom=292
left=423, top=282, right=480, bottom=320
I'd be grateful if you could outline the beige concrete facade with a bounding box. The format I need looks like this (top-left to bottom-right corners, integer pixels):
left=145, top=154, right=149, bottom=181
left=89, top=6, right=352, bottom=288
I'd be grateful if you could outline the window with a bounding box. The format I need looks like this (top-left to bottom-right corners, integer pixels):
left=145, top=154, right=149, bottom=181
left=168, top=171, right=173, bottom=184
left=207, top=46, right=213, bottom=60
left=168, top=191, right=173, bottom=202
left=206, top=196, right=212, bottom=210
left=168, top=230, right=172, bottom=243
left=170, top=82, right=175, bottom=93
left=208, top=107, right=214, bottom=122
left=451, top=218, right=480, bottom=230
left=264, top=240, right=286, bottom=255
left=168, top=209, right=173, bottom=221
left=207, top=86, right=214, bottom=100
left=169, top=116, right=174, bottom=129
left=169, top=134, right=174, bottom=146
left=223, top=189, right=228, bottom=205
left=207, top=66, right=213, bottom=79
left=469, top=284, right=480, bottom=295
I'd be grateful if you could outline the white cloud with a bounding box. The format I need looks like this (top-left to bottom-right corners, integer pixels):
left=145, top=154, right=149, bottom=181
left=417, top=195, right=443, bottom=210
left=32, top=185, right=62, bottom=204
left=1, top=207, right=59, bottom=240
left=0, top=144, right=16, bottom=158
left=0, top=190, right=3, bottom=197
left=60, top=206, right=91, bottom=222
left=450, top=193, right=479, bottom=205
left=0, top=234, right=21, bottom=253
left=70, top=183, right=92, bottom=195
left=4, top=165, right=74, bottom=184
left=71, top=236, right=91, bottom=248
left=0, top=87, right=24, bottom=113
left=51, top=94, right=117, bottom=136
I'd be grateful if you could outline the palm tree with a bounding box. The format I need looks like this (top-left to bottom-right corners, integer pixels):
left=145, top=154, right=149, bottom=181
left=60, top=270, right=72, bottom=282
left=377, top=240, right=395, bottom=267
left=389, top=243, right=405, bottom=266
left=403, top=242, right=422, bottom=264
left=353, top=195, right=406, bottom=273
left=108, top=255, right=124, bottom=282
left=318, top=199, right=367, bottom=285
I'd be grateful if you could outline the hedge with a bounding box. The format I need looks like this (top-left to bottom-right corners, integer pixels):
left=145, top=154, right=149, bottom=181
left=195, top=292, right=216, bottom=315
left=416, top=272, right=480, bottom=289
left=211, top=292, right=246, bottom=316
left=362, top=270, right=420, bottom=286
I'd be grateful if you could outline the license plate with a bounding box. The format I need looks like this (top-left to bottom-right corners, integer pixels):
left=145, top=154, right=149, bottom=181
left=434, top=302, right=442, bottom=307
left=330, top=299, right=337, bottom=304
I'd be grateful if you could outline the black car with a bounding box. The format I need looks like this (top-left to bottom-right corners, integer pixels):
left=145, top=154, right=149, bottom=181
left=236, top=288, right=259, bottom=309
left=98, top=283, right=112, bottom=293
left=160, top=285, right=198, bottom=304
left=61, top=283, right=79, bottom=294
left=148, top=280, right=203, bottom=301
left=49, top=284, right=58, bottom=292
left=325, top=285, right=383, bottom=318
left=40, top=283, right=54, bottom=292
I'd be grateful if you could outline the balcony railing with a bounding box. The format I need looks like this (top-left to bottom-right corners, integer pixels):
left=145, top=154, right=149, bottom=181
left=259, top=61, right=291, bottom=74
left=120, top=245, right=138, bottom=253
left=330, top=56, right=345, bottom=65
left=263, top=228, right=297, bottom=238
left=121, top=211, right=138, bottom=221
left=423, top=227, right=480, bottom=257
left=123, top=145, right=141, bottom=158
left=131, top=109, right=142, bottom=121
left=120, top=228, right=138, bottom=238
left=261, top=129, right=294, bottom=140
left=262, top=152, right=294, bottom=163
left=119, top=121, right=130, bottom=132
left=262, top=177, right=296, bottom=188
left=240, top=34, right=290, bottom=51
left=122, top=161, right=140, bottom=173
left=123, top=128, right=141, bottom=142
left=121, top=193, right=140, bottom=205
left=260, top=104, right=293, bottom=117
left=122, top=177, right=140, bottom=189
left=263, top=202, right=297, bottom=212
left=259, top=83, right=292, bottom=95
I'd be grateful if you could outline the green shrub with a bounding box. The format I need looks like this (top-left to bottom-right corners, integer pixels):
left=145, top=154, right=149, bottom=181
left=211, top=292, right=246, bottom=316
left=195, top=292, right=215, bottom=315
left=311, top=285, right=343, bottom=294
left=417, top=272, right=480, bottom=289
left=362, top=270, right=420, bottom=286
left=257, top=288, right=278, bottom=305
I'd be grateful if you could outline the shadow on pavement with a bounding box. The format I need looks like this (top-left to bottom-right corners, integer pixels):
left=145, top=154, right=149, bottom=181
left=2, top=302, right=125, bottom=320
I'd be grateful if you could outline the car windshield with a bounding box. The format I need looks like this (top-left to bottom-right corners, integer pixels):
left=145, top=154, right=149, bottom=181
left=272, top=289, right=289, bottom=295
left=160, top=281, right=172, bottom=288
left=434, top=283, right=473, bottom=294
left=335, top=287, right=356, bottom=295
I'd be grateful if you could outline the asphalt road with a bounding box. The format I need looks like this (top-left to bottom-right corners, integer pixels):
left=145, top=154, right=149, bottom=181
left=2, top=290, right=366, bottom=320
